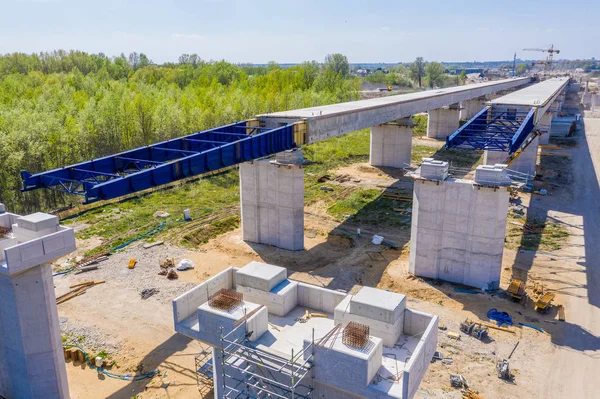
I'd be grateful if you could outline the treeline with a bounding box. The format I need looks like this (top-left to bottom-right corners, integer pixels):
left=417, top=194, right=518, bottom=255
left=0, top=51, right=360, bottom=213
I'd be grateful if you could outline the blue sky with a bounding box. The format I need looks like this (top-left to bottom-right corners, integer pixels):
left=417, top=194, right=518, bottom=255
left=0, top=0, right=597, bottom=63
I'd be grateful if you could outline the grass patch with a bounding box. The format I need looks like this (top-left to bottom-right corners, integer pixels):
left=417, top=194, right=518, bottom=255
left=181, top=214, right=240, bottom=247
left=411, top=145, right=439, bottom=163
left=327, top=188, right=410, bottom=228
left=431, top=147, right=483, bottom=168
left=505, top=212, right=569, bottom=251
left=413, top=114, right=427, bottom=137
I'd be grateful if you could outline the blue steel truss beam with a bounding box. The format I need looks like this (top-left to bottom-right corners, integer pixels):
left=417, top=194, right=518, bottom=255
left=21, top=120, right=297, bottom=203
left=446, top=107, right=536, bottom=154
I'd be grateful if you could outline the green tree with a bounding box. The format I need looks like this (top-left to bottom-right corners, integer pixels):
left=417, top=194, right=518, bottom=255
left=324, top=53, right=349, bottom=78
left=516, top=63, right=527, bottom=75
left=425, top=62, right=445, bottom=88
left=459, top=70, right=467, bottom=84
left=408, top=57, right=426, bottom=88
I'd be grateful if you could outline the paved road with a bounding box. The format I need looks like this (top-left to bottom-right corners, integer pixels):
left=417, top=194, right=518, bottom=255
left=544, top=114, right=600, bottom=398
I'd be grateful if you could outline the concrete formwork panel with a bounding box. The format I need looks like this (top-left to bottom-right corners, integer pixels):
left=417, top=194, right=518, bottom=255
left=296, top=283, right=346, bottom=313
left=240, top=159, right=304, bottom=250
left=369, top=123, right=413, bottom=168
left=409, top=178, right=510, bottom=289
left=426, top=107, right=461, bottom=139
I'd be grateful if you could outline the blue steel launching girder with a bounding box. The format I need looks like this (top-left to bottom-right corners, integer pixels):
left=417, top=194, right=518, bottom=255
left=445, top=107, right=536, bottom=154
left=21, top=121, right=297, bottom=203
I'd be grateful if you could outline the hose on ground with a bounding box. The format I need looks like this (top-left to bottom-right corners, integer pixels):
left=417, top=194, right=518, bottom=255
left=486, top=308, right=513, bottom=327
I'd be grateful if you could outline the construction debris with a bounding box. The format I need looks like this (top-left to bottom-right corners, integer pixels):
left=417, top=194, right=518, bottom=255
left=460, top=319, right=489, bottom=340
left=128, top=258, right=137, bottom=269
left=450, top=374, right=469, bottom=389
left=143, top=241, right=164, bottom=249
left=496, top=359, right=511, bottom=380
left=447, top=332, right=461, bottom=340
left=167, top=269, right=179, bottom=280
left=176, top=259, right=195, bottom=271
left=57, top=281, right=105, bottom=305
left=140, top=288, right=160, bottom=300
left=153, top=211, right=170, bottom=218
left=462, top=388, right=484, bottom=399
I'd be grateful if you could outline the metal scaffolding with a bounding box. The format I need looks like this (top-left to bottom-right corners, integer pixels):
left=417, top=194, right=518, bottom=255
left=446, top=107, right=536, bottom=154
left=219, top=315, right=315, bottom=399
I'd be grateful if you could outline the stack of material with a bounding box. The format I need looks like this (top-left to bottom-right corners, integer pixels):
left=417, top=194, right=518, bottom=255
left=56, top=281, right=105, bottom=304
left=275, top=149, right=304, bottom=165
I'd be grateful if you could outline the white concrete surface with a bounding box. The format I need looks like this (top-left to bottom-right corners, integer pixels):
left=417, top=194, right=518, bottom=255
left=240, top=158, right=304, bottom=250
left=538, top=111, right=554, bottom=145
left=0, top=210, right=75, bottom=399
left=489, top=78, right=569, bottom=107
left=235, top=261, right=286, bottom=291
left=420, top=158, right=449, bottom=180
left=409, top=174, right=510, bottom=289
left=427, top=107, right=461, bottom=139
left=474, top=164, right=512, bottom=186
left=370, top=121, right=413, bottom=168
left=173, top=261, right=440, bottom=399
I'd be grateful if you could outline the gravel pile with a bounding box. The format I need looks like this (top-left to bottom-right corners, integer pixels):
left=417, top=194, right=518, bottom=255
left=60, top=318, right=122, bottom=355
left=74, top=242, right=197, bottom=303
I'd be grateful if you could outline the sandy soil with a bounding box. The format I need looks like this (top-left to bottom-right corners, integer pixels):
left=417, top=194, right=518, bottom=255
left=57, top=90, right=599, bottom=399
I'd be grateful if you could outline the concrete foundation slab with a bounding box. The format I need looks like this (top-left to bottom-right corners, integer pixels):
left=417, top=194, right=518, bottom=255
left=350, top=286, right=406, bottom=324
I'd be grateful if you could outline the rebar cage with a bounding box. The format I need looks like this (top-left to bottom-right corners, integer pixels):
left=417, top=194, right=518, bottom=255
left=208, top=289, right=243, bottom=311
left=342, top=321, right=370, bottom=349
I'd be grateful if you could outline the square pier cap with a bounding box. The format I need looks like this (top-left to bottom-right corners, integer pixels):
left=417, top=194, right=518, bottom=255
left=16, top=212, right=58, bottom=232
left=475, top=164, right=511, bottom=186
left=350, top=287, right=406, bottom=324
left=420, top=158, right=449, bottom=181
left=236, top=261, right=287, bottom=292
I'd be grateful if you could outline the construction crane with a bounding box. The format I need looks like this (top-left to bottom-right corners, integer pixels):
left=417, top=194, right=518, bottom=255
left=523, top=45, right=560, bottom=71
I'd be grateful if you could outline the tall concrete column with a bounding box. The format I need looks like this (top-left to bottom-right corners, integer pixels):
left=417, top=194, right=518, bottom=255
left=426, top=105, right=461, bottom=139
left=509, top=135, right=539, bottom=176
left=369, top=118, right=414, bottom=168
left=460, top=97, right=485, bottom=121
left=240, top=151, right=304, bottom=251
left=409, top=161, right=510, bottom=289
left=537, top=111, right=553, bottom=145
left=0, top=209, right=76, bottom=399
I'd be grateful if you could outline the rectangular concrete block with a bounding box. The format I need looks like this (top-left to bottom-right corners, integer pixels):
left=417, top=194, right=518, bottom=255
left=236, top=280, right=298, bottom=317
left=349, top=286, right=406, bottom=324
left=235, top=261, right=287, bottom=292
left=16, top=213, right=58, bottom=232
left=420, top=158, right=448, bottom=180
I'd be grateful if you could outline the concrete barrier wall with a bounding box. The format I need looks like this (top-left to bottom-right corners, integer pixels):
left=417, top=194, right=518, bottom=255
left=403, top=312, right=439, bottom=399
left=172, top=267, right=235, bottom=324
left=236, top=281, right=298, bottom=317
left=296, top=282, right=346, bottom=313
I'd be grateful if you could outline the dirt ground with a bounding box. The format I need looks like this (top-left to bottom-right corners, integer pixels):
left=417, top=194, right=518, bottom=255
left=56, top=89, right=599, bottom=399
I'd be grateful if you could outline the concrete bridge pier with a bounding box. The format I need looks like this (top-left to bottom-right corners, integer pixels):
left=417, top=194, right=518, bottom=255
left=426, top=104, right=461, bottom=139
left=537, top=111, right=554, bottom=145
left=239, top=151, right=304, bottom=251
left=460, top=97, right=485, bottom=121
left=409, top=161, right=511, bottom=289
left=0, top=209, right=76, bottom=399
left=483, top=133, right=539, bottom=177
left=369, top=117, right=414, bottom=169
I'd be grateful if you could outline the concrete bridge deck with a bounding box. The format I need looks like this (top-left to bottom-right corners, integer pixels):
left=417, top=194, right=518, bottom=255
left=259, top=77, right=531, bottom=143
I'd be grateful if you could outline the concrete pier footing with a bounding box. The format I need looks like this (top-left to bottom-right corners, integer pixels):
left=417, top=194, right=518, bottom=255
left=369, top=118, right=414, bottom=168
left=240, top=152, right=305, bottom=251
left=426, top=105, right=461, bottom=139
left=409, top=161, right=510, bottom=289
left=0, top=209, right=76, bottom=399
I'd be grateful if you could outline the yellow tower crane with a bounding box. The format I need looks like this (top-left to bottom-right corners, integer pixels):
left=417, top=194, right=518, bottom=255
left=523, top=44, right=561, bottom=71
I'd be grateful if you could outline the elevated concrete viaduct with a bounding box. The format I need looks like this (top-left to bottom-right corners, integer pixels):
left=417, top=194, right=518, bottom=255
left=411, top=78, right=570, bottom=289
